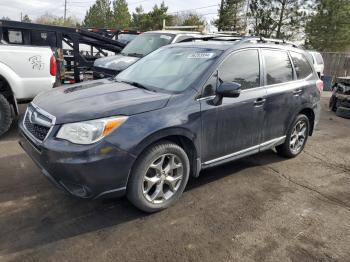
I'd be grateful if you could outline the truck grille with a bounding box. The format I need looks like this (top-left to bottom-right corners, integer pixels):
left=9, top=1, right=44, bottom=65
left=23, top=104, right=55, bottom=142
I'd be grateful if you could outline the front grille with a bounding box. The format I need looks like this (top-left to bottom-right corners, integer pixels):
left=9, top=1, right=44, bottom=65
left=23, top=104, right=55, bottom=142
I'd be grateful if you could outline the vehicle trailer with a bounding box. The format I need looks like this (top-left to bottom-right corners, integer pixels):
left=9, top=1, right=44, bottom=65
left=0, top=20, right=127, bottom=83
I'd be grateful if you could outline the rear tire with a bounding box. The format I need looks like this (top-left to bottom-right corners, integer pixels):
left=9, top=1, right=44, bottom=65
left=127, top=141, right=190, bottom=213
left=336, top=106, right=350, bottom=119
left=276, top=114, right=310, bottom=158
left=0, top=94, right=13, bottom=137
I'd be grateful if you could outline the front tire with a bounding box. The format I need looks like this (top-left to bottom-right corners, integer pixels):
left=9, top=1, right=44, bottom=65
left=0, top=94, right=13, bottom=137
left=276, top=114, right=310, bottom=158
left=127, top=141, right=190, bottom=213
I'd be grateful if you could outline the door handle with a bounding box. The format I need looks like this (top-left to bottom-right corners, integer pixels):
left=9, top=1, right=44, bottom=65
left=293, top=89, right=303, bottom=96
left=254, top=98, right=266, bottom=107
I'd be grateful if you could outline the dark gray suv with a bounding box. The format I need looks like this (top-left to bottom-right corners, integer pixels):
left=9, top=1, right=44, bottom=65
left=19, top=38, right=323, bottom=212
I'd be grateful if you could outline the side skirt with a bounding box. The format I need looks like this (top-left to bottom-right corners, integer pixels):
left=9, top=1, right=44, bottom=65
left=201, top=136, right=286, bottom=169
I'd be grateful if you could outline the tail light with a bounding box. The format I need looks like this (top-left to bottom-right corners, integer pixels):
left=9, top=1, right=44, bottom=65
left=316, top=79, right=324, bottom=93
left=50, top=55, right=57, bottom=76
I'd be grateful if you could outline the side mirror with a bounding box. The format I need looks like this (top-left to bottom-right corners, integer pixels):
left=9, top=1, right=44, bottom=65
left=211, top=82, right=241, bottom=106
left=217, top=82, right=241, bottom=98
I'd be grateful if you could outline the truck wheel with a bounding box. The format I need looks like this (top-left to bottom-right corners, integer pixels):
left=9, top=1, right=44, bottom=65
left=127, top=141, right=190, bottom=213
left=0, top=94, right=13, bottom=137
left=336, top=107, right=350, bottom=119
left=276, top=114, right=310, bottom=158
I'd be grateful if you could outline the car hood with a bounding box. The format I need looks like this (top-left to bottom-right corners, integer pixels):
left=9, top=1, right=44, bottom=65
left=33, top=79, right=171, bottom=124
left=93, top=54, right=140, bottom=71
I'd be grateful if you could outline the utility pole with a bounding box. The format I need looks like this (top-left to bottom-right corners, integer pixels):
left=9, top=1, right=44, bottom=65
left=218, top=0, right=224, bottom=31
left=64, top=0, right=67, bottom=22
left=20, top=12, right=22, bottom=22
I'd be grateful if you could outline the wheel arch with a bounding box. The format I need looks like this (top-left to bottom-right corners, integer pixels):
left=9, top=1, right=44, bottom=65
left=298, top=107, right=315, bottom=136
left=130, top=127, right=201, bottom=178
left=0, top=74, right=18, bottom=115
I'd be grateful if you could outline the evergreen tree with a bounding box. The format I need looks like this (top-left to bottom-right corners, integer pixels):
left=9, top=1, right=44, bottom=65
left=248, top=0, right=308, bottom=39
left=305, top=0, right=350, bottom=51
left=215, top=0, right=246, bottom=32
left=131, top=2, right=171, bottom=31
left=22, top=14, right=31, bottom=23
left=148, top=2, right=172, bottom=30
left=83, top=0, right=113, bottom=28
left=112, top=0, right=131, bottom=29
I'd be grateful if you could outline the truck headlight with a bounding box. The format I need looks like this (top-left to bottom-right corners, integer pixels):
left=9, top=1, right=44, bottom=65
left=56, top=116, right=128, bottom=145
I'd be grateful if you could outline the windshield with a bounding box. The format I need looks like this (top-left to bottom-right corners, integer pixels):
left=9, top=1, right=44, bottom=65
left=117, top=33, right=138, bottom=44
left=116, top=47, right=222, bottom=93
left=121, top=33, right=174, bottom=57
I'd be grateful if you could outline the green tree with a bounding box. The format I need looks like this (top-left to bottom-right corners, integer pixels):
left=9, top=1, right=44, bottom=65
left=83, top=0, right=113, bottom=28
left=249, top=0, right=276, bottom=37
left=22, top=14, right=31, bottom=23
left=1, top=16, right=11, bottom=20
left=131, top=2, right=171, bottom=31
left=305, top=0, right=350, bottom=51
left=148, top=2, right=172, bottom=30
left=131, top=5, right=148, bottom=30
left=215, top=0, right=246, bottom=32
left=248, top=0, right=308, bottom=39
left=112, top=0, right=131, bottom=29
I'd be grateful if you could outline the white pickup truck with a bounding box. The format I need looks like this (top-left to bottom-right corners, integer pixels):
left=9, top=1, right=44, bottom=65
left=0, top=44, right=56, bottom=136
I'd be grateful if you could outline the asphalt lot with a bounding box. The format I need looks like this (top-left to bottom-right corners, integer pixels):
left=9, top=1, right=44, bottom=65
left=0, top=92, right=349, bottom=262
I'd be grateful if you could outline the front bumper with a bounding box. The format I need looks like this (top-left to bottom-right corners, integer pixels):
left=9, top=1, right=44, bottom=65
left=19, top=126, right=136, bottom=199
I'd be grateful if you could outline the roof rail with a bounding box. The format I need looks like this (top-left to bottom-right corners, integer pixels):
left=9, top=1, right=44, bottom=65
left=241, top=36, right=299, bottom=48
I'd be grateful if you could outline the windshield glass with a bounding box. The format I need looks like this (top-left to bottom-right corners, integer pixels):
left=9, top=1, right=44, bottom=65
left=117, top=33, right=138, bottom=44
left=121, top=33, right=174, bottom=57
left=116, top=47, right=222, bottom=93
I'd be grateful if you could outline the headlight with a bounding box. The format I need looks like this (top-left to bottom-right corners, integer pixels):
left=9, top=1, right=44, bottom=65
left=56, top=116, right=128, bottom=145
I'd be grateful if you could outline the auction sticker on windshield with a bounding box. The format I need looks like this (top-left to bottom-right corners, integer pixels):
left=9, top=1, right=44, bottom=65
left=188, top=53, right=215, bottom=59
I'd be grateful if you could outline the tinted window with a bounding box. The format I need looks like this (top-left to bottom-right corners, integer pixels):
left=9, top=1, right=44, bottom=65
left=263, top=50, right=293, bottom=85
left=290, top=52, right=313, bottom=79
left=8, top=30, right=23, bottom=44
left=219, top=49, right=260, bottom=90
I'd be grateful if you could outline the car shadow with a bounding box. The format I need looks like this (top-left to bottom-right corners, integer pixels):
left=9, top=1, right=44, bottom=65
left=0, top=150, right=288, bottom=255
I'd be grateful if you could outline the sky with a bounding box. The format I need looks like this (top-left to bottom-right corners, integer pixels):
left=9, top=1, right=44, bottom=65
left=0, top=0, right=220, bottom=25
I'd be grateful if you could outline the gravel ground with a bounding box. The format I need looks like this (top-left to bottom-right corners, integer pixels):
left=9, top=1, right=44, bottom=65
left=0, top=92, right=349, bottom=262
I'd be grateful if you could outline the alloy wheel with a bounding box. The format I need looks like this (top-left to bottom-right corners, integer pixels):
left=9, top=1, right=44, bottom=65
left=142, top=153, right=184, bottom=204
left=289, top=119, right=307, bottom=154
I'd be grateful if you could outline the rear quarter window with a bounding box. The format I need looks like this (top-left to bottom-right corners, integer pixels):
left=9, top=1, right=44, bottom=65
left=290, top=52, right=313, bottom=79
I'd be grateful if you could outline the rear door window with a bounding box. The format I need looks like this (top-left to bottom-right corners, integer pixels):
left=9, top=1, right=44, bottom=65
left=290, top=52, right=313, bottom=79
left=263, top=49, right=293, bottom=85
left=219, top=49, right=260, bottom=90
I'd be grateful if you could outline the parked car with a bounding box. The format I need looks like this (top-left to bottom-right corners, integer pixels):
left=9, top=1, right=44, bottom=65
left=92, top=30, right=202, bottom=79
left=329, top=76, right=350, bottom=119
left=0, top=44, right=56, bottom=136
left=308, top=51, right=324, bottom=77
left=19, top=39, right=322, bottom=212
left=116, top=31, right=139, bottom=45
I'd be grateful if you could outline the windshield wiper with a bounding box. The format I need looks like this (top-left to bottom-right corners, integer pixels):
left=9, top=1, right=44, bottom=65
left=123, top=52, right=144, bottom=58
left=116, top=79, right=154, bottom=92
